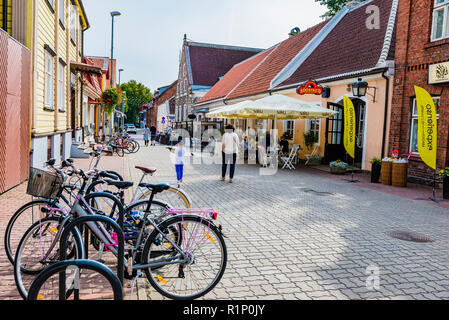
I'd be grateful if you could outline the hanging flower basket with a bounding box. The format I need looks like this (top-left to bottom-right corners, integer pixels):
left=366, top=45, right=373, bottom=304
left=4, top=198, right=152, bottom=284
left=101, top=88, right=122, bottom=115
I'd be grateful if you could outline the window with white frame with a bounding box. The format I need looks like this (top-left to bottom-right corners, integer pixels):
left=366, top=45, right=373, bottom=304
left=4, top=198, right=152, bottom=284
left=410, top=97, right=440, bottom=153
left=432, top=0, right=449, bottom=41
left=45, top=51, right=55, bottom=110
left=59, top=0, right=65, bottom=26
left=283, top=120, right=295, bottom=140
left=306, top=119, right=321, bottom=145
left=58, top=62, right=66, bottom=111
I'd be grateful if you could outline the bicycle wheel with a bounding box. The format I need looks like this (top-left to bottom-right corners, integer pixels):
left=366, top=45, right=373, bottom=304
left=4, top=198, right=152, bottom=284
left=141, top=215, right=227, bottom=300
left=129, top=140, right=140, bottom=153
left=139, top=187, right=192, bottom=209
left=115, top=147, right=125, bottom=157
left=14, top=217, right=84, bottom=300
left=123, top=141, right=133, bottom=154
left=4, top=199, right=61, bottom=265
left=28, top=260, right=123, bottom=301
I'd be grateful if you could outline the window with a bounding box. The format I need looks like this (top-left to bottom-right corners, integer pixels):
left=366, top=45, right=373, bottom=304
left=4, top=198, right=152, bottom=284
left=59, top=0, right=65, bottom=26
left=410, top=97, right=440, bottom=153
left=432, top=0, right=449, bottom=41
left=45, top=52, right=55, bottom=110
left=58, top=62, right=66, bottom=111
left=70, top=5, right=77, bottom=43
left=284, top=120, right=295, bottom=140
left=306, top=119, right=321, bottom=145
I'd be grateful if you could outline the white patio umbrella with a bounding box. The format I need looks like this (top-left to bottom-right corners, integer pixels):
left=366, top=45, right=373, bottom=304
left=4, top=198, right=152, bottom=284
left=205, top=94, right=338, bottom=132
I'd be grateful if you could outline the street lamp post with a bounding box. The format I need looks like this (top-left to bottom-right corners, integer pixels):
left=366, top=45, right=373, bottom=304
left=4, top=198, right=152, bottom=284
left=107, top=11, right=121, bottom=139
left=110, top=11, right=121, bottom=88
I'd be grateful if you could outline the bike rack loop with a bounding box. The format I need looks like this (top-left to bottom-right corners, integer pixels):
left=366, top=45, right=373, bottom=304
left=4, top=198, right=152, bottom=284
left=59, top=215, right=125, bottom=299
left=82, top=192, right=126, bottom=258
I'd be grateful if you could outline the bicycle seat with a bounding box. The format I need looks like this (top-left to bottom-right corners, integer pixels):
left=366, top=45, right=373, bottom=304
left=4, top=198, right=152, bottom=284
left=139, top=183, right=170, bottom=194
left=104, top=180, right=134, bottom=190
left=135, top=166, right=157, bottom=174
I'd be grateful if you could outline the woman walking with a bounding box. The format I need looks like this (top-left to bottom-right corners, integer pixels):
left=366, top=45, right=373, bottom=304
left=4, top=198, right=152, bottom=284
left=221, top=125, right=239, bottom=183
left=143, top=125, right=150, bottom=147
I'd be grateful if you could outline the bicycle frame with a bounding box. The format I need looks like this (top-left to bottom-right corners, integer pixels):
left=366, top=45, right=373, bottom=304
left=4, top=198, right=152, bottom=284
left=130, top=171, right=192, bottom=205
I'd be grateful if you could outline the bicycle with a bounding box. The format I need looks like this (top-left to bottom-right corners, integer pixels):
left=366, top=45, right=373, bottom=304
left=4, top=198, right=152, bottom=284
left=14, top=166, right=126, bottom=299
left=4, top=150, right=123, bottom=265
left=86, top=165, right=192, bottom=210
left=16, top=172, right=227, bottom=300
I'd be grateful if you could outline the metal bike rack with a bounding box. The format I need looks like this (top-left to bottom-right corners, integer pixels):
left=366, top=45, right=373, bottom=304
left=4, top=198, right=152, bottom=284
left=28, top=260, right=124, bottom=301
left=59, top=215, right=125, bottom=299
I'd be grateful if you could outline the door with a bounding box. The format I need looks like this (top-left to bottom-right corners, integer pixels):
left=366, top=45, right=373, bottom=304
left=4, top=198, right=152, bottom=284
left=71, top=89, right=76, bottom=139
left=325, top=102, right=346, bottom=163
left=325, top=100, right=366, bottom=168
left=352, top=98, right=366, bottom=168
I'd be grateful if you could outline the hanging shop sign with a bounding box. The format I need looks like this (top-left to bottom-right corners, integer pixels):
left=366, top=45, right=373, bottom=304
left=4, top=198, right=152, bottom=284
left=429, top=61, right=449, bottom=85
left=297, top=80, right=324, bottom=96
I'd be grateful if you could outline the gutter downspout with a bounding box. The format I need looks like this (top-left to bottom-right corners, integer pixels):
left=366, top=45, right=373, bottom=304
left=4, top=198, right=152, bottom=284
left=381, top=68, right=390, bottom=159
left=2, top=0, right=8, bottom=31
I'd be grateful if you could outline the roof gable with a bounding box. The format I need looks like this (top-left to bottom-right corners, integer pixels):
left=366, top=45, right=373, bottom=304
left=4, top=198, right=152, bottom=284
left=197, top=47, right=277, bottom=104
left=277, top=0, right=397, bottom=88
left=185, top=42, right=263, bottom=87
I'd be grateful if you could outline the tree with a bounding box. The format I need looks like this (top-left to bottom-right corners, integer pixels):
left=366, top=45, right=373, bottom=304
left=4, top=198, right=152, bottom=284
left=315, top=0, right=367, bottom=18
left=119, top=80, right=152, bottom=125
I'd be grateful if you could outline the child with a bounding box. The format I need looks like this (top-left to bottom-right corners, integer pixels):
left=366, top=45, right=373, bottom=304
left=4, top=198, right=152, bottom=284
left=170, top=139, right=186, bottom=184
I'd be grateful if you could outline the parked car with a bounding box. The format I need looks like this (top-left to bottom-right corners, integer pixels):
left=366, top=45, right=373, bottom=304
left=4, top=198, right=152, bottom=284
left=125, top=124, right=137, bottom=134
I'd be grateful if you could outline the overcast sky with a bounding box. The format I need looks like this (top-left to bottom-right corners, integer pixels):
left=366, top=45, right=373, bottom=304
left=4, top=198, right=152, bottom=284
left=83, top=0, right=327, bottom=92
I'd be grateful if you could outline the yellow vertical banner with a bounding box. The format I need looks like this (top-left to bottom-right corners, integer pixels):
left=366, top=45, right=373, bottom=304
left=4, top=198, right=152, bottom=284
left=414, top=86, right=437, bottom=170
left=343, top=96, right=356, bottom=159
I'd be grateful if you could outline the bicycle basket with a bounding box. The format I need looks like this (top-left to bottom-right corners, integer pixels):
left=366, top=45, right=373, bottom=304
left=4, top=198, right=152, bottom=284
left=27, top=168, right=64, bottom=200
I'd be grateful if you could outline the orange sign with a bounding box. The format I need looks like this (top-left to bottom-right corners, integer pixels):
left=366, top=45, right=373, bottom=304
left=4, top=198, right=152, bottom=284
left=297, top=81, right=324, bottom=96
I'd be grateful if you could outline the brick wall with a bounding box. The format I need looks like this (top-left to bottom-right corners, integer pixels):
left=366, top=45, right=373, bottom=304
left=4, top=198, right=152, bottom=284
left=390, top=0, right=449, bottom=183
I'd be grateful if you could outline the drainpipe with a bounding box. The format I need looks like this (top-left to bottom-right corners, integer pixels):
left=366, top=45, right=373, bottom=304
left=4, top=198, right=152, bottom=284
left=381, top=68, right=390, bottom=159
left=2, top=0, right=8, bottom=31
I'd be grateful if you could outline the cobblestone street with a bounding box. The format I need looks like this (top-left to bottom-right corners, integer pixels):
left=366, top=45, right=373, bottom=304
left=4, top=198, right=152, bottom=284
left=127, top=142, right=449, bottom=300
left=1, top=142, right=449, bottom=300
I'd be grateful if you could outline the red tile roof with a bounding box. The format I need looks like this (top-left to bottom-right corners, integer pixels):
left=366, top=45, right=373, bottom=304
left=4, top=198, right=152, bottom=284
left=197, top=47, right=276, bottom=104
left=278, top=0, right=396, bottom=88
left=225, top=21, right=328, bottom=100
left=153, top=80, right=178, bottom=106
left=185, top=42, right=263, bottom=87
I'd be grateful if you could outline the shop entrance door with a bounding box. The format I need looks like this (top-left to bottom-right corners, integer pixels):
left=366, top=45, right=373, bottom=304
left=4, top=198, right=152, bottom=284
left=324, top=100, right=366, bottom=168
left=325, top=103, right=346, bottom=164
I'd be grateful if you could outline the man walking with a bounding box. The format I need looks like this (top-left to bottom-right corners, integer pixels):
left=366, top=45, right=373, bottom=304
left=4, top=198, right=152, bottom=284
left=221, top=125, right=239, bottom=183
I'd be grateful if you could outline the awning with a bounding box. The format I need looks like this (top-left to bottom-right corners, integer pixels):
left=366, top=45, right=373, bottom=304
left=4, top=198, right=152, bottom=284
left=71, top=61, right=102, bottom=75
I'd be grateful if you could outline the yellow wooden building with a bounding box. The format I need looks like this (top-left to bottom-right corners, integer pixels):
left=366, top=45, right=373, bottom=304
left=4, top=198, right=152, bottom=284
left=1, top=0, right=90, bottom=167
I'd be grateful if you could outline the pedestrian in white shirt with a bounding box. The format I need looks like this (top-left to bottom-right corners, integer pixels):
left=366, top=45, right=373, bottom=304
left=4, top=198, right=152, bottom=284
left=221, top=125, right=240, bottom=183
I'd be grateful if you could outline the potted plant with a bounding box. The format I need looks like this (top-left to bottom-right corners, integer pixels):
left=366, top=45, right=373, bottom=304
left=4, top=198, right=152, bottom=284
left=304, top=131, right=318, bottom=151
left=439, top=168, right=449, bottom=199
left=370, top=157, right=382, bottom=183
left=101, top=88, right=122, bottom=115
left=329, top=160, right=348, bottom=175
